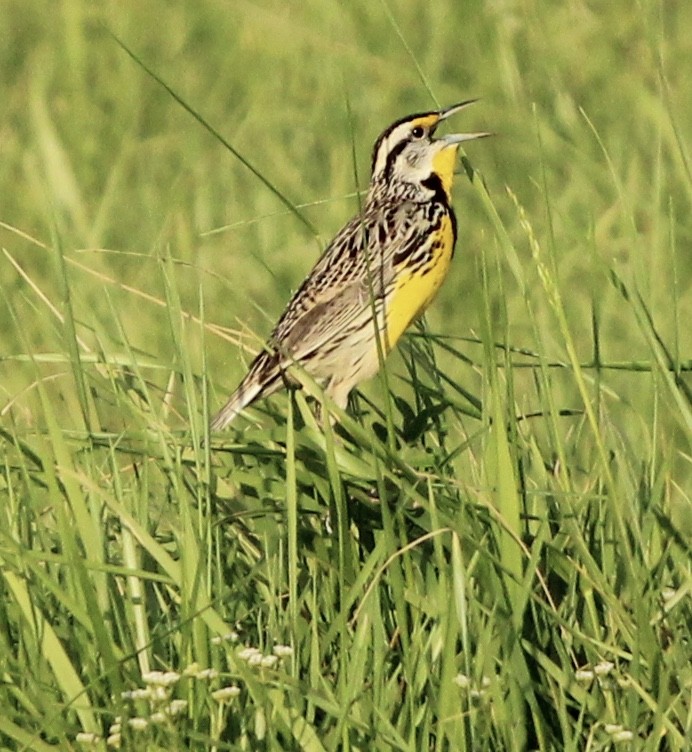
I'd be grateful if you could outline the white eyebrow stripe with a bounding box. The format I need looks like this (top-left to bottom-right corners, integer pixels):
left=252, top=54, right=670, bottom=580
left=372, top=122, right=415, bottom=175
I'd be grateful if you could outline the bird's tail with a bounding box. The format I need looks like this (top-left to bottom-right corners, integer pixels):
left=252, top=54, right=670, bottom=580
left=209, top=376, right=263, bottom=431
left=209, top=352, right=282, bottom=431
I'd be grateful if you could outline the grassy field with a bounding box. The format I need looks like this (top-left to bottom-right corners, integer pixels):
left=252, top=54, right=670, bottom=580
left=1, top=1, right=691, bottom=749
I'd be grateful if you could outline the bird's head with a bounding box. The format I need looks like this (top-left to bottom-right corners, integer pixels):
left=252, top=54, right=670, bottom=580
left=370, top=100, right=490, bottom=201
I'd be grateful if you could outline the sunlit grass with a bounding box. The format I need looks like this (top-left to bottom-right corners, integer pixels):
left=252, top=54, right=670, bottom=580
left=1, top=1, right=690, bottom=750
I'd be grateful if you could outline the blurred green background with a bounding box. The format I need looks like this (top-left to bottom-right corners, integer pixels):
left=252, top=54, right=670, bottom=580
left=3, top=0, right=690, bottom=442
left=1, top=2, right=691, bottom=748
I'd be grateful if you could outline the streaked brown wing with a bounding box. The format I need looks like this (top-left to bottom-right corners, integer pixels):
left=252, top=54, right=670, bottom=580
left=265, top=202, right=427, bottom=368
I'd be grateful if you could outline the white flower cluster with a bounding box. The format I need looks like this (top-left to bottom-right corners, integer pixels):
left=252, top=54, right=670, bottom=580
left=453, top=672, right=492, bottom=699
left=77, top=667, right=197, bottom=746
left=237, top=644, right=293, bottom=669
left=574, top=660, right=616, bottom=685
left=212, top=685, right=242, bottom=702
left=75, top=641, right=294, bottom=745
left=604, top=724, right=634, bottom=743
left=211, top=631, right=240, bottom=645
left=573, top=661, right=636, bottom=743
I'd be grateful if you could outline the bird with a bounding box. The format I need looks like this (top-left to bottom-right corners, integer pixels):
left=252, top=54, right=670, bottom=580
left=210, top=100, right=489, bottom=430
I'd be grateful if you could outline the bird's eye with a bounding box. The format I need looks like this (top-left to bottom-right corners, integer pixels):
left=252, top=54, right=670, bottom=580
left=411, top=126, right=425, bottom=139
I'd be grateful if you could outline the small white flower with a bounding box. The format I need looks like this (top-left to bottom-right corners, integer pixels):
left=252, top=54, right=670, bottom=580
left=168, top=699, right=189, bottom=716
left=212, top=631, right=239, bottom=645
left=575, top=669, right=594, bottom=683
left=612, top=730, right=634, bottom=742
left=238, top=647, right=261, bottom=661
left=248, top=653, right=263, bottom=666
left=76, top=733, right=101, bottom=745
left=260, top=655, right=279, bottom=669
left=150, top=711, right=168, bottom=725
left=195, top=668, right=219, bottom=680
left=183, top=662, right=200, bottom=677
left=212, top=685, right=241, bottom=702
left=604, top=724, right=623, bottom=734
left=150, top=685, right=170, bottom=702
left=454, top=673, right=490, bottom=697
left=143, top=670, right=180, bottom=687
left=106, top=733, right=121, bottom=748
left=594, top=661, right=615, bottom=676
left=127, top=717, right=148, bottom=731
left=108, top=722, right=121, bottom=734
left=272, top=644, right=293, bottom=658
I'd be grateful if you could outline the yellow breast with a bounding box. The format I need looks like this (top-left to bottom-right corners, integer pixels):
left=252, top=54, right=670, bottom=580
left=385, top=214, right=455, bottom=348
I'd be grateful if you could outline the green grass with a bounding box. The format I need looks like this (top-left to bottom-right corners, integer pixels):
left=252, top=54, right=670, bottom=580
left=1, top=1, right=691, bottom=749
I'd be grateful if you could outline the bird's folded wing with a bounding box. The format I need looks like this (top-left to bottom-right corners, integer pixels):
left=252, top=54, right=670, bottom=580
left=270, top=222, right=428, bottom=367
left=275, top=276, right=385, bottom=365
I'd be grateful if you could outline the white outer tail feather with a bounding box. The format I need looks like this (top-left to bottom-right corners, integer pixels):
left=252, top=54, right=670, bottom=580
left=209, top=378, right=264, bottom=431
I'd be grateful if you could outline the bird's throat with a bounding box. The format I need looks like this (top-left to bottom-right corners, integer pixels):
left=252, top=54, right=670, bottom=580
left=431, top=145, right=459, bottom=201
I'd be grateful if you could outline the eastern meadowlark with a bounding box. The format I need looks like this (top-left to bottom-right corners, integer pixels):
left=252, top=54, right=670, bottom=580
left=210, top=101, right=489, bottom=430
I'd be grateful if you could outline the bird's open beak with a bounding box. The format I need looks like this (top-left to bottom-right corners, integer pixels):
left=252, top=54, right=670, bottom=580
left=436, top=100, right=492, bottom=145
